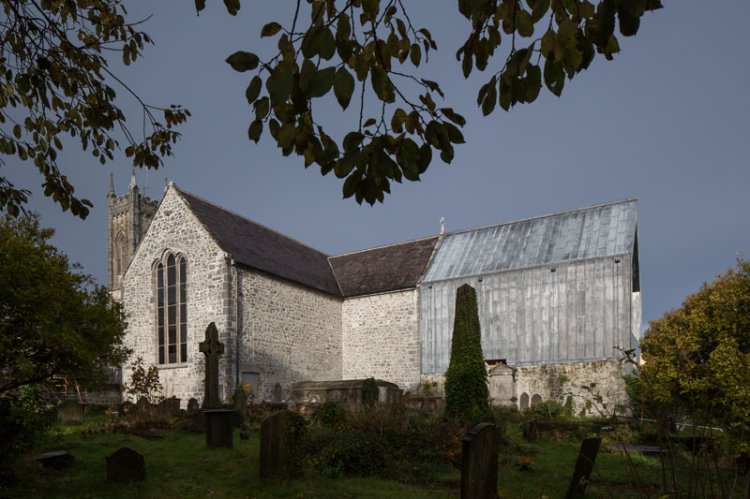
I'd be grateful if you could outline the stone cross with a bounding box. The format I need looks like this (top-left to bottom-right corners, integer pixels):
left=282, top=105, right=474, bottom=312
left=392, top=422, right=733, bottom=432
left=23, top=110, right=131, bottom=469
left=199, top=322, right=224, bottom=409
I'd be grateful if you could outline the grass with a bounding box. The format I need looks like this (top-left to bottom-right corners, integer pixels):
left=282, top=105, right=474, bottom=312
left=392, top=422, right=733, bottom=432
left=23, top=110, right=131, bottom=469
left=3, top=412, right=742, bottom=498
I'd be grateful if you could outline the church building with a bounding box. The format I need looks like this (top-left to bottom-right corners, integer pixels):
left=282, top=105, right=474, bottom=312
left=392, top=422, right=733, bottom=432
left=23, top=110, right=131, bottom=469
left=110, top=176, right=641, bottom=413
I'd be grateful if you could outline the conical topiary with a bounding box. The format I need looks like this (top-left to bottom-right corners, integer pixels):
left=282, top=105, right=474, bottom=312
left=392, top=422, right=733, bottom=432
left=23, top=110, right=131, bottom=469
left=444, top=284, right=489, bottom=421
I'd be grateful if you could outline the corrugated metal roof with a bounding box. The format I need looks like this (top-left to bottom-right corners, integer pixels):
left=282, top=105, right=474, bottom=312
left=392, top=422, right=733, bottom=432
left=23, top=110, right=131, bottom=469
left=422, top=199, right=637, bottom=283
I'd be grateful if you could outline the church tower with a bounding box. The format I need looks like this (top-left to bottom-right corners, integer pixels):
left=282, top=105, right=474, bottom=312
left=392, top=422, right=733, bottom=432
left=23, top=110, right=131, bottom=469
left=107, top=170, right=158, bottom=300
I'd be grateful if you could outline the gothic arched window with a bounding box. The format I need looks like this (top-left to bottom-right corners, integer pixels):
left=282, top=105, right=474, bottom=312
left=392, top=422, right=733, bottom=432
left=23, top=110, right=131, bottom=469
left=155, top=253, right=188, bottom=364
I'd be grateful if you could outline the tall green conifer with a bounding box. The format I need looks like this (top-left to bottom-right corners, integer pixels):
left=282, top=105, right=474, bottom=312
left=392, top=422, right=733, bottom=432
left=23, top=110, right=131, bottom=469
left=445, top=284, right=489, bottom=421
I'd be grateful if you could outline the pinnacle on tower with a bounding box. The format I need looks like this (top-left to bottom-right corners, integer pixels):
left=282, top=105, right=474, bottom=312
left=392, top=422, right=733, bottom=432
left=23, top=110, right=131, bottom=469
left=107, top=172, right=116, bottom=198
left=129, top=167, right=137, bottom=190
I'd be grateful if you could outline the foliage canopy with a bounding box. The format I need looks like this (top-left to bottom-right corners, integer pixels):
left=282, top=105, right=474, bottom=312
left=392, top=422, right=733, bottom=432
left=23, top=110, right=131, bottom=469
left=0, top=0, right=189, bottom=219
left=639, top=259, right=750, bottom=436
left=0, top=214, right=129, bottom=395
left=207, top=0, right=663, bottom=205
left=444, top=283, right=489, bottom=421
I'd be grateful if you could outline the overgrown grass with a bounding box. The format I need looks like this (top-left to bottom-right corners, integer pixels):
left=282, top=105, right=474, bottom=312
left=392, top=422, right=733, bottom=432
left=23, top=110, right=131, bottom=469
left=3, top=409, right=743, bottom=498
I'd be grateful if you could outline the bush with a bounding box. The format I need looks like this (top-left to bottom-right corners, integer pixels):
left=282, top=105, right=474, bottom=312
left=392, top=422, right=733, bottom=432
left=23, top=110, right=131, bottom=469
left=312, top=401, right=348, bottom=429
left=311, top=430, right=386, bottom=478
left=0, top=386, right=56, bottom=470
left=534, top=400, right=564, bottom=420
left=444, top=284, right=489, bottom=422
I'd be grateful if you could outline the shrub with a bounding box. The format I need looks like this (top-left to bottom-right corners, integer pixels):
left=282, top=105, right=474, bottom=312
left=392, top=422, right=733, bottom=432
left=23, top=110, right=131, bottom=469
left=311, top=430, right=386, bottom=478
left=312, top=401, right=348, bottom=429
left=0, top=386, right=56, bottom=470
left=125, top=357, right=163, bottom=403
left=444, top=284, right=489, bottom=422
left=534, top=400, right=564, bottom=420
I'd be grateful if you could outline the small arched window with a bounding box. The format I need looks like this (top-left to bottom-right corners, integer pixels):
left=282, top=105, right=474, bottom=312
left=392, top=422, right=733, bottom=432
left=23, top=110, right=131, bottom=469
left=155, top=253, right=188, bottom=364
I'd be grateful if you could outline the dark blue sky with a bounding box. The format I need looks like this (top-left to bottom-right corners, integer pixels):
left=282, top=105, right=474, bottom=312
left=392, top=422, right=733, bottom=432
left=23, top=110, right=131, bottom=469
left=6, top=2, right=749, bottom=329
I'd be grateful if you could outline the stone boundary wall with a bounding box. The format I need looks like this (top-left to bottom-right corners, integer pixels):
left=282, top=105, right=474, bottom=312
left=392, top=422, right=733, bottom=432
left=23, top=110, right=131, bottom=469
left=342, top=289, right=421, bottom=391
left=419, top=358, right=629, bottom=415
left=238, top=269, right=342, bottom=402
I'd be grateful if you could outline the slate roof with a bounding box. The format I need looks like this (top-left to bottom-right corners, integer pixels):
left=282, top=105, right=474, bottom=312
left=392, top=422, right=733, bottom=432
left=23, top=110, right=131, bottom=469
left=178, top=189, right=341, bottom=296
left=422, top=199, right=638, bottom=283
left=329, top=237, right=439, bottom=297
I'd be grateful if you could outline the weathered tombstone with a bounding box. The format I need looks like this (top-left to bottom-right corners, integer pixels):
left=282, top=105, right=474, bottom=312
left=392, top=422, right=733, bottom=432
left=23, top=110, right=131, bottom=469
left=461, top=422, right=498, bottom=499
left=199, top=323, right=233, bottom=447
left=57, top=400, right=85, bottom=425
left=522, top=419, right=539, bottom=442
left=531, top=394, right=543, bottom=408
left=260, top=410, right=306, bottom=481
left=233, top=387, right=247, bottom=413
left=272, top=383, right=282, bottom=404
left=187, top=398, right=199, bottom=414
left=519, top=392, right=529, bottom=411
left=106, top=447, right=145, bottom=483
left=199, top=322, right=224, bottom=410
left=135, top=396, right=154, bottom=420
left=565, top=437, right=602, bottom=499
left=34, top=451, right=75, bottom=470
left=156, top=397, right=180, bottom=419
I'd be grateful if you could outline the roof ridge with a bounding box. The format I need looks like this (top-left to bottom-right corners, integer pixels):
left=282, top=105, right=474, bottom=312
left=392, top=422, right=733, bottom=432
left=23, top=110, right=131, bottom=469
left=444, top=198, right=637, bottom=238
left=330, top=234, right=439, bottom=259
left=175, top=187, right=332, bottom=258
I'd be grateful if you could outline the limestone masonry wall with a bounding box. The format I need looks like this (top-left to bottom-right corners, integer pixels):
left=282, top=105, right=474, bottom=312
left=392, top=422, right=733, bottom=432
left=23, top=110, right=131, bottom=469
left=342, top=289, right=421, bottom=391
left=238, top=269, right=342, bottom=402
left=121, top=188, right=230, bottom=405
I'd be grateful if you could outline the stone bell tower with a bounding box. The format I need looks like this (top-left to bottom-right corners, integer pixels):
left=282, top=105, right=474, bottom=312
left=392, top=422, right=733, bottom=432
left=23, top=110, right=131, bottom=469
left=107, top=169, right=158, bottom=301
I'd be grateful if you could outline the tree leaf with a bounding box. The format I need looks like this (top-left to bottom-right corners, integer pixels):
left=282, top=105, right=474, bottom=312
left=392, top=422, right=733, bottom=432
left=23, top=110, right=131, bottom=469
left=261, top=22, right=282, bottom=38
left=226, top=51, right=259, bottom=72
left=371, top=67, right=395, bottom=103
left=248, top=120, right=263, bottom=143
left=543, top=59, right=565, bottom=96
left=410, top=43, right=422, bottom=66
left=308, top=67, right=335, bottom=98
left=516, top=10, right=534, bottom=37
left=245, top=76, right=262, bottom=104
left=223, top=0, right=240, bottom=16
left=333, top=67, right=355, bottom=109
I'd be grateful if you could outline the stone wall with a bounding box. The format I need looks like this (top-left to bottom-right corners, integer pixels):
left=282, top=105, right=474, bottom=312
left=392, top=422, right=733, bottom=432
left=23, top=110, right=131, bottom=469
left=514, top=359, right=629, bottom=416
left=237, top=269, right=342, bottom=402
left=342, top=289, right=421, bottom=391
left=419, top=358, right=629, bottom=415
left=121, top=187, right=231, bottom=405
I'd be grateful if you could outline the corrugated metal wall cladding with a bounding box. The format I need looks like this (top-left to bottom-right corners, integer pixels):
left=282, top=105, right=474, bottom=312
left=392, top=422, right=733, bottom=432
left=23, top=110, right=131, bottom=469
left=422, top=200, right=637, bottom=283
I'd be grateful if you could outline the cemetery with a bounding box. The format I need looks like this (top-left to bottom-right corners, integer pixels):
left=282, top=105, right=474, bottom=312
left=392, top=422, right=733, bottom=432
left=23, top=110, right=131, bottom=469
left=2, top=304, right=747, bottom=498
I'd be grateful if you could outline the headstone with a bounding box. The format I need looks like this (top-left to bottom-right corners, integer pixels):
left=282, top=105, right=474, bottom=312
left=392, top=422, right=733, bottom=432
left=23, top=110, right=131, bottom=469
left=135, top=396, right=154, bottom=420
left=461, top=422, right=498, bottom=499
left=34, top=451, right=75, bottom=470
left=233, top=388, right=247, bottom=413
left=522, top=419, right=539, bottom=442
left=156, top=397, right=181, bottom=419
left=57, top=400, right=85, bottom=425
left=199, top=322, right=224, bottom=409
left=272, top=383, right=282, bottom=404
left=187, top=398, right=199, bottom=414
left=565, top=437, right=602, bottom=499
left=106, top=447, right=145, bottom=483
left=260, top=410, right=306, bottom=481
left=204, top=409, right=234, bottom=448
left=519, top=392, right=529, bottom=411
left=531, top=394, right=543, bottom=408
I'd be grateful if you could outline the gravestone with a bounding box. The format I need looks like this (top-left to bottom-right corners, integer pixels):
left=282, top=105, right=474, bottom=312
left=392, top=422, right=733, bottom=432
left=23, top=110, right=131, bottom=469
left=260, top=410, right=306, bottom=481
left=519, top=392, right=529, bottom=411
left=199, top=323, right=233, bottom=447
left=272, top=383, right=282, bottom=404
left=57, top=400, right=85, bottom=425
left=118, top=400, right=135, bottom=417
left=199, top=322, right=224, bottom=409
left=565, top=437, right=602, bottom=499
left=460, top=422, right=498, bottom=499
left=156, top=397, right=180, bottom=419
left=135, top=397, right=155, bottom=420
left=531, top=394, right=543, bottom=408
left=187, top=398, right=199, bottom=414
left=233, top=388, right=247, bottom=413
left=34, top=451, right=74, bottom=470
left=106, top=447, right=145, bottom=483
